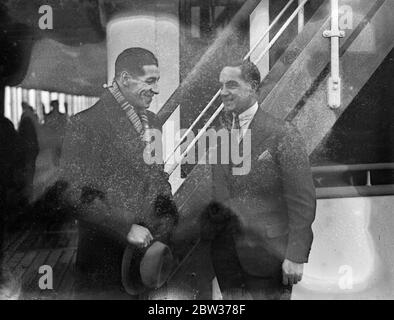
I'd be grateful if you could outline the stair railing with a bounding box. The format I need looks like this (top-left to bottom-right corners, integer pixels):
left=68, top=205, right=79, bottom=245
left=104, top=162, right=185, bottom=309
left=166, top=0, right=310, bottom=176
left=164, top=0, right=297, bottom=166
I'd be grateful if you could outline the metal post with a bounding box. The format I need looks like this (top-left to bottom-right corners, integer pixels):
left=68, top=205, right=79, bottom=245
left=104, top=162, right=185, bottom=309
left=366, top=170, right=372, bottom=187
left=323, top=0, right=345, bottom=109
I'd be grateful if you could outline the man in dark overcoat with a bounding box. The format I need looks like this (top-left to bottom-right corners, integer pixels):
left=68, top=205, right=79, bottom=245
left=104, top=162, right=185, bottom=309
left=59, top=48, right=178, bottom=298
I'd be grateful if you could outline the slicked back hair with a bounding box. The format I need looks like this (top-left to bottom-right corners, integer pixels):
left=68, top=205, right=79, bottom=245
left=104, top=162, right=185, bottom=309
left=227, top=60, right=261, bottom=92
left=115, top=47, right=158, bottom=79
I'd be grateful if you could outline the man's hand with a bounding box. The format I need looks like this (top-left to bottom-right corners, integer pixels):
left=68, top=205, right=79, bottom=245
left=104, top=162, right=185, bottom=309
left=282, top=259, right=304, bottom=286
left=127, top=224, right=153, bottom=249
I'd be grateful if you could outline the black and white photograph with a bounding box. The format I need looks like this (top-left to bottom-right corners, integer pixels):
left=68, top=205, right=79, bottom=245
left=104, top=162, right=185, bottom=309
left=0, top=0, right=394, bottom=301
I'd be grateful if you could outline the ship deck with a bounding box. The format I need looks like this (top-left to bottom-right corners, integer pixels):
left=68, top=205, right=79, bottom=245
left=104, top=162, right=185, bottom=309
left=3, top=219, right=78, bottom=300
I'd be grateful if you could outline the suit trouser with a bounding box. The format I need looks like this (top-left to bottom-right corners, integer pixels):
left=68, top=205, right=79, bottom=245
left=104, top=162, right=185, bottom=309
left=211, top=229, right=291, bottom=300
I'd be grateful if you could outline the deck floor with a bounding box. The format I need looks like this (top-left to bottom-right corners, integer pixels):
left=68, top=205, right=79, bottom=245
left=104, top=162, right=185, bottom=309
left=2, top=219, right=217, bottom=300
left=2, top=220, right=78, bottom=300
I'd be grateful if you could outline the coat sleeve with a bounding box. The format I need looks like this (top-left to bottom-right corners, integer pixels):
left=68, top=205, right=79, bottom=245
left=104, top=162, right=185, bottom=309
left=276, top=123, right=316, bottom=263
left=144, top=111, right=179, bottom=242
left=58, top=118, right=136, bottom=243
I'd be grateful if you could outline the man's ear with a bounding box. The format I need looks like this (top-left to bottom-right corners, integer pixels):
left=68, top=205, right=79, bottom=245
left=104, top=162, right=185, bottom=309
left=250, top=80, right=259, bottom=92
left=119, top=71, right=130, bottom=87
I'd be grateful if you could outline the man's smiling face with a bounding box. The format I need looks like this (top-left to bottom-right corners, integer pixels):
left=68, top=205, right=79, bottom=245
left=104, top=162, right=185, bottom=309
left=219, top=66, right=255, bottom=114
left=122, top=64, right=160, bottom=110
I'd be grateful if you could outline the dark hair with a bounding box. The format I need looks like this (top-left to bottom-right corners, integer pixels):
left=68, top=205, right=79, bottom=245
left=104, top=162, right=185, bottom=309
left=50, top=100, right=59, bottom=107
left=115, top=47, right=158, bottom=78
left=21, top=101, right=31, bottom=109
left=227, top=60, right=261, bottom=91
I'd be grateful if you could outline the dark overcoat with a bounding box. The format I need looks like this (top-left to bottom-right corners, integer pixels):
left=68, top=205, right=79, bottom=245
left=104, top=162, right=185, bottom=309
left=59, top=90, right=178, bottom=288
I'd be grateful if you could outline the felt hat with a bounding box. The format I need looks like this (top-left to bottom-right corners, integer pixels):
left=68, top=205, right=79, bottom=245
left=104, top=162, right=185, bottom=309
left=121, top=241, right=175, bottom=295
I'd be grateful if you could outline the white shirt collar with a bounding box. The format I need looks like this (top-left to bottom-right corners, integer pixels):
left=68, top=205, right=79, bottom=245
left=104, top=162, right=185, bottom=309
left=234, top=101, right=259, bottom=127
left=232, top=101, right=259, bottom=142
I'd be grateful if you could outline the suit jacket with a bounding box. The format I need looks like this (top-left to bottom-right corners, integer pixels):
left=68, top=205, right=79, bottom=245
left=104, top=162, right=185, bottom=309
left=59, top=90, right=178, bottom=287
left=210, top=107, right=316, bottom=277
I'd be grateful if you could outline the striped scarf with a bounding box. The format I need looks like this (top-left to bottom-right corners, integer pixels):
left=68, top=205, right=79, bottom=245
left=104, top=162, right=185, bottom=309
left=108, top=81, right=150, bottom=143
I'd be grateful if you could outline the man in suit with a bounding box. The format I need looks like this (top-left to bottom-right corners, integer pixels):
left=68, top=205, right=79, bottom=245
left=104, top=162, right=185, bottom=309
left=59, top=48, right=178, bottom=298
left=204, top=60, right=316, bottom=299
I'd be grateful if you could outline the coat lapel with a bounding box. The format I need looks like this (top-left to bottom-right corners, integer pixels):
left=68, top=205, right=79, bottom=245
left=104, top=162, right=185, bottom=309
left=230, top=105, right=272, bottom=176
left=247, top=105, right=272, bottom=154
left=213, top=107, right=275, bottom=201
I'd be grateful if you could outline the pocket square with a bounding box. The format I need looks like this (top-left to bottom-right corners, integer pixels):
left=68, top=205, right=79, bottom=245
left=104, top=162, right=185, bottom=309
left=257, top=149, right=273, bottom=162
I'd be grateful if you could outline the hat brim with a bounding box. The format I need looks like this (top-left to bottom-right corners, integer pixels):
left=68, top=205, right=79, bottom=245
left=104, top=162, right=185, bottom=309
left=121, top=241, right=175, bottom=296
left=121, top=245, right=146, bottom=296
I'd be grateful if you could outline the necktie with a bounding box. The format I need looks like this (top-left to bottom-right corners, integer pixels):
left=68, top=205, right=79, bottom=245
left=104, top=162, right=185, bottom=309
left=233, top=113, right=240, bottom=130
left=233, top=113, right=241, bottom=143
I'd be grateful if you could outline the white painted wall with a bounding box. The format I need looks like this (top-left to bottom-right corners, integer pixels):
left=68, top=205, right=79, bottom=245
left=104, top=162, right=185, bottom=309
left=293, top=195, right=394, bottom=299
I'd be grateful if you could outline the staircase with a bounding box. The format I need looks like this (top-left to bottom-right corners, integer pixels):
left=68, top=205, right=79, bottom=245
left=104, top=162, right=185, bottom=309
left=260, top=0, right=394, bottom=154
left=159, top=0, right=394, bottom=299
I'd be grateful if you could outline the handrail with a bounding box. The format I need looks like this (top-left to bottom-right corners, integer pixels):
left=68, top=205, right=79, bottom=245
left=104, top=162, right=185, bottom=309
left=255, top=0, right=309, bottom=63
left=167, top=0, right=310, bottom=176
left=312, top=163, right=394, bottom=174
left=158, top=0, right=263, bottom=125
left=316, top=185, right=394, bottom=199
left=313, top=163, right=394, bottom=192
left=164, top=90, right=220, bottom=164
left=164, top=0, right=296, bottom=165
left=244, top=0, right=296, bottom=60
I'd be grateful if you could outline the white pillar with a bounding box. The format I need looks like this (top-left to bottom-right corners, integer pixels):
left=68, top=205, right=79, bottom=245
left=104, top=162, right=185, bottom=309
left=250, top=0, right=270, bottom=80
left=106, top=0, right=182, bottom=193
left=298, top=0, right=305, bottom=33
left=12, top=87, right=18, bottom=127
left=66, top=94, right=73, bottom=116
left=35, top=90, right=45, bottom=123
left=22, top=88, right=29, bottom=103
left=50, top=92, right=58, bottom=104
left=59, top=93, right=66, bottom=113
left=106, top=0, right=180, bottom=114
left=41, top=91, right=50, bottom=114
left=16, top=87, right=23, bottom=123
left=163, top=105, right=184, bottom=193
left=28, top=89, right=36, bottom=109
left=4, top=87, right=13, bottom=127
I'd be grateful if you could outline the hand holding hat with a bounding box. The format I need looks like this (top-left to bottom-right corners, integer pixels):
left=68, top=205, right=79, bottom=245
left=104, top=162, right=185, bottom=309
left=122, top=225, right=176, bottom=296
left=127, top=224, right=154, bottom=248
